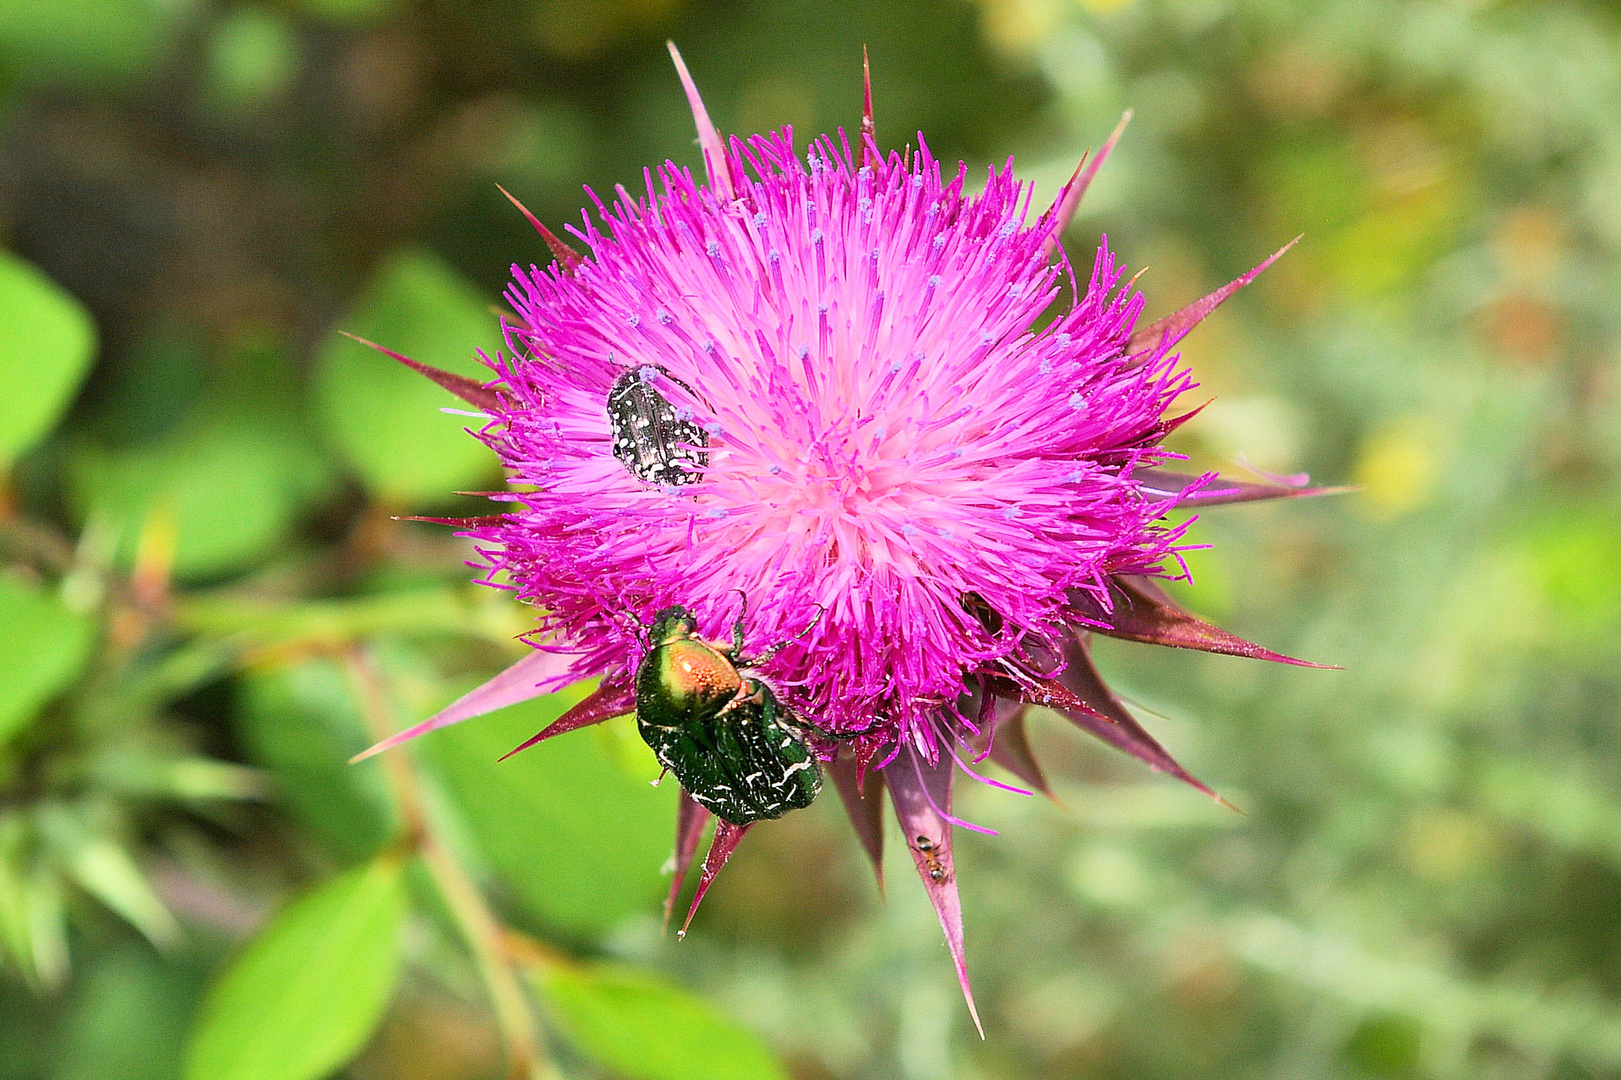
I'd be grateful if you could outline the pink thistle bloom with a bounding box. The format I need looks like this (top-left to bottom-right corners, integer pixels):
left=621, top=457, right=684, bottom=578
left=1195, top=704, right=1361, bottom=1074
left=354, top=45, right=1339, bottom=1033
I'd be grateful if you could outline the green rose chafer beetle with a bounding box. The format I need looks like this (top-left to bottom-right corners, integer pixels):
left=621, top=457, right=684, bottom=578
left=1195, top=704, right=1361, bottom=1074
left=634, top=605, right=824, bottom=825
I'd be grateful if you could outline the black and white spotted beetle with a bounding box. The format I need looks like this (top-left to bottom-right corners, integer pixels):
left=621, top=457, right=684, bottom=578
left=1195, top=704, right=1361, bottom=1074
left=607, top=364, right=709, bottom=486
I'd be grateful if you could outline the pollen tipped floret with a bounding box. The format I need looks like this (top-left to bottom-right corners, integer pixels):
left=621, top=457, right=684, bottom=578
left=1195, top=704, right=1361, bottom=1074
left=471, top=128, right=1201, bottom=755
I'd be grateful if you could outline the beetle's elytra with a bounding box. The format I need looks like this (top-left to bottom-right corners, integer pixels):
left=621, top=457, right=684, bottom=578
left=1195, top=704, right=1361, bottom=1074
left=607, top=365, right=709, bottom=486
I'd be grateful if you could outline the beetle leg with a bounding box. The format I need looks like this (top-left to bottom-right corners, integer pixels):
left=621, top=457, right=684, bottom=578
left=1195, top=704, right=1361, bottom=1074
left=716, top=678, right=767, bottom=719
left=740, top=603, right=827, bottom=668
left=798, top=713, right=888, bottom=743
left=730, top=588, right=749, bottom=656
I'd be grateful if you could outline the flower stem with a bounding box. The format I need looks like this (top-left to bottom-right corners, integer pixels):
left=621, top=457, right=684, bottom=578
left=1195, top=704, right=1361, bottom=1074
left=345, top=645, right=558, bottom=1080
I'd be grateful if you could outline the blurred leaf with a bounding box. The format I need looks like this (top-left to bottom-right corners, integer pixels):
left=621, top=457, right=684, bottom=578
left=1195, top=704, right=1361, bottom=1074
left=0, top=976, right=50, bottom=1077
left=79, top=329, right=206, bottom=447
left=1343, top=1012, right=1424, bottom=1079
left=313, top=249, right=503, bottom=505
left=183, top=856, right=406, bottom=1080
left=0, top=0, right=181, bottom=85
left=204, top=7, right=299, bottom=115
left=1523, top=508, right=1621, bottom=640
left=237, top=658, right=396, bottom=863
left=0, top=250, right=96, bottom=470
left=419, top=685, right=673, bottom=935
left=1479, top=759, right=1621, bottom=872
left=92, top=753, right=266, bottom=805
left=1233, top=912, right=1621, bottom=1072
left=0, top=813, right=68, bottom=990
left=176, top=586, right=524, bottom=650
left=67, top=339, right=334, bottom=582
left=51, top=944, right=203, bottom=1080
left=0, top=576, right=95, bottom=748
left=535, top=962, right=787, bottom=1080
left=292, top=0, right=396, bottom=24
left=68, top=416, right=324, bottom=581
left=1263, top=135, right=1367, bottom=237
left=82, top=636, right=243, bottom=740
left=36, top=804, right=178, bottom=948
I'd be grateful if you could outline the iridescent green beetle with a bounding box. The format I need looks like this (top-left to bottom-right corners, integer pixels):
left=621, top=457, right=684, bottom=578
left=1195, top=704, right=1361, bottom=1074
left=634, top=605, right=822, bottom=825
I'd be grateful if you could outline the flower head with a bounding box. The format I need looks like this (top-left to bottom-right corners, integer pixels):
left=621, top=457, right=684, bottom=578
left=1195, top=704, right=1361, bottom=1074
left=355, top=45, right=1336, bottom=1032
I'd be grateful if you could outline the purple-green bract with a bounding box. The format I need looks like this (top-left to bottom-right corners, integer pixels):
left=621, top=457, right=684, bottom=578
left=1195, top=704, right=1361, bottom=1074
left=355, top=45, right=1334, bottom=1032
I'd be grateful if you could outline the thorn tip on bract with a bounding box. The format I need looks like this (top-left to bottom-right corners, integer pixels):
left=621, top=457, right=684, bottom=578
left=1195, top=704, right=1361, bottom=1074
left=495, top=183, right=582, bottom=270
left=667, top=41, right=735, bottom=200
left=886, top=745, right=983, bottom=1036
left=338, top=331, right=502, bottom=413
left=1043, top=110, right=1131, bottom=259
left=663, top=792, right=711, bottom=934
left=1127, top=235, right=1301, bottom=358
left=1084, top=574, right=1336, bottom=669
left=680, top=820, right=751, bottom=937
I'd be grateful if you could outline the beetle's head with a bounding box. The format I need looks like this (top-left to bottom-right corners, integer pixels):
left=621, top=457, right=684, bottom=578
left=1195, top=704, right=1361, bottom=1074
left=648, top=605, right=699, bottom=646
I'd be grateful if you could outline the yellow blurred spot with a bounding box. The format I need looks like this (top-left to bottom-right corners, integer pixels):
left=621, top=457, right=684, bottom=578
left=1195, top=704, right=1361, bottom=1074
left=132, top=498, right=177, bottom=604
left=1077, top=0, right=1136, bottom=12
left=972, top=0, right=1062, bottom=54
left=1353, top=418, right=1440, bottom=518
left=1491, top=204, right=1564, bottom=288
left=1401, top=809, right=1499, bottom=882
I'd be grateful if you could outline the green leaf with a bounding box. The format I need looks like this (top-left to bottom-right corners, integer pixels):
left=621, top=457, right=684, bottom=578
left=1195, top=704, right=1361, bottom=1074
left=0, top=812, right=69, bottom=990
left=204, top=7, right=299, bottom=115
left=51, top=943, right=205, bottom=1080
left=0, top=250, right=96, bottom=470
left=535, top=962, right=787, bottom=1080
left=0, top=577, right=95, bottom=748
left=65, top=339, right=336, bottom=582
left=68, top=412, right=330, bottom=582
left=183, top=857, right=407, bottom=1080
left=313, top=249, right=503, bottom=505
left=36, top=804, right=179, bottom=948
left=0, top=0, right=182, bottom=86
left=420, top=685, right=674, bottom=936
left=236, top=658, right=396, bottom=863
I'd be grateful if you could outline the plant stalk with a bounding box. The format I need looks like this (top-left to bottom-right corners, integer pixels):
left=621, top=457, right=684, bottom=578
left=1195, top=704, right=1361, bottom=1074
left=346, top=645, right=558, bottom=1080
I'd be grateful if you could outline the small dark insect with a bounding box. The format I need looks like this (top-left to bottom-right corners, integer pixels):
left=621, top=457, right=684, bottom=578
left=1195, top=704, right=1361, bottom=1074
left=912, top=834, right=950, bottom=883
left=633, top=605, right=822, bottom=825
left=607, top=365, right=709, bottom=486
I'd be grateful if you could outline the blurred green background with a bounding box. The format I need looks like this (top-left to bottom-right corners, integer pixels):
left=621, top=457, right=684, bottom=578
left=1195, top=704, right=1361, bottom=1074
left=2, top=0, right=1618, bottom=1078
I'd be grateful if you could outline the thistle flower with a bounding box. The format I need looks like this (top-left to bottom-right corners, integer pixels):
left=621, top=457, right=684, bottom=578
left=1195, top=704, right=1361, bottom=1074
left=354, top=45, right=1335, bottom=1032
